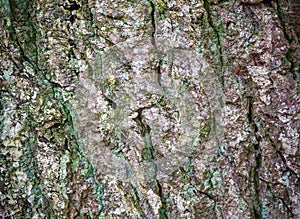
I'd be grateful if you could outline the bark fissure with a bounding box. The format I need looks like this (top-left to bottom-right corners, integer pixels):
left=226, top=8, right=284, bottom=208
left=276, top=0, right=298, bottom=80
left=267, top=135, right=300, bottom=180
left=148, top=1, right=163, bottom=87
left=203, top=0, right=224, bottom=86
left=149, top=0, right=157, bottom=47
left=133, top=106, right=168, bottom=218
left=246, top=96, right=262, bottom=219
left=2, top=1, right=105, bottom=217
left=156, top=179, right=168, bottom=219
left=131, top=184, right=148, bottom=218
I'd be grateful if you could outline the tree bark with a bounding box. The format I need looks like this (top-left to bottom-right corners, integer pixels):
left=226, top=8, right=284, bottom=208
left=0, top=0, right=299, bottom=218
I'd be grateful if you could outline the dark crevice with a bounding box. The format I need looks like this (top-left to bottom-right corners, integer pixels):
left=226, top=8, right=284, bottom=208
left=192, top=168, right=219, bottom=217
left=246, top=96, right=262, bottom=219
left=4, top=2, right=57, bottom=216
left=260, top=179, right=295, bottom=217
left=273, top=194, right=295, bottom=217
left=156, top=59, right=162, bottom=87
left=247, top=96, right=259, bottom=135
left=131, top=184, right=148, bottom=218
left=62, top=1, right=81, bottom=12
left=68, top=14, right=77, bottom=23
left=252, top=152, right=262, bottom=219
left=267, top=135, right=300, bottom=181
left=134, top=107, right=152, bottom=138
left=276, top=0, right=298, bottom=80
left=133, top=105, right=168, bottom=218
left=5, top=1, right=104, bottom=216
left=149, top=0, right=157, bottom=47
left=102, top=93, right=117, bottom=109
left=203, top=0, right=224, bottom=86
left=199, top=190, right=215, bottom=201
left=81, top=0, right=115, bottom=46
left=148, top=0, right=162, bottom=87
left=246, top=97, right=253, bottom=125
left=133, top=105, right=156, bottom=161
left=7, top=1, right=38, bottom=75
left=277, top=0, right=291, bottom=43
left=156, top=180, right=168, bottom=219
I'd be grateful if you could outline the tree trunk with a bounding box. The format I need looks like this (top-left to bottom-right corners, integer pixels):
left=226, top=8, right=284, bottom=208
left=0, top=0, right=299, bottom=218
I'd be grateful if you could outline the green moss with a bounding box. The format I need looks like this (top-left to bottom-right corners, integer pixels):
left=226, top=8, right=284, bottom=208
left=199, top=119, right=211, bottom=143
left=141, top=147, right=154, bottom=161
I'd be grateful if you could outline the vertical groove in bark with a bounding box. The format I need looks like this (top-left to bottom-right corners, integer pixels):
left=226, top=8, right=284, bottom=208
left=203, top=0, right=224, bottom=86
left=133, top=105, right=168, bottom=218
left=277, top=0, right=299, bottom=81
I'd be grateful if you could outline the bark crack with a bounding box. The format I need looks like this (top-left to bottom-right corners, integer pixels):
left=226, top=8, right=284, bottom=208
left=203, top=0, right=224, bottom=86
left=133, top=106, right=155, bottom=160
left=276, top=0, right=298, bottom=80
left=246, top=96, right=262, bottom=219
left=133, top=105, right=168, bottom=218
left=267, top=135, right=300, bottom=180
left=148, top=1, right=162, bottom=87
left=149, top=0, right=157, bottom=47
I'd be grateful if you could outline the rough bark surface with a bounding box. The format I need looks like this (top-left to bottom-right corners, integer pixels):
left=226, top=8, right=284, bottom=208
left=0, top=0, right=299, bottom=218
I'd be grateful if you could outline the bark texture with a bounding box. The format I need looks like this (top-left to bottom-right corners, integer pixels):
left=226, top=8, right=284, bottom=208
left=0, top=0, right=299, bottom=218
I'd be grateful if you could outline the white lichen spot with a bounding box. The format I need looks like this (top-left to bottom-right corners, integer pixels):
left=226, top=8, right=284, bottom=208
left=259, top=90, right=271, bottom=105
